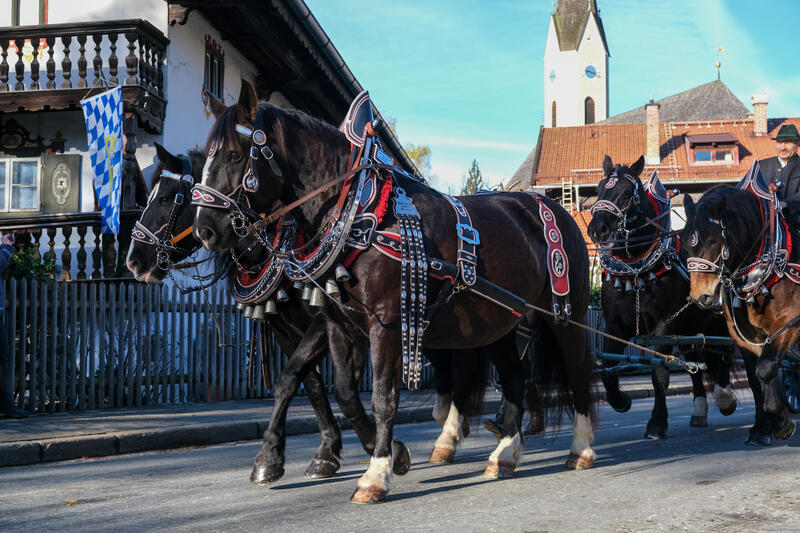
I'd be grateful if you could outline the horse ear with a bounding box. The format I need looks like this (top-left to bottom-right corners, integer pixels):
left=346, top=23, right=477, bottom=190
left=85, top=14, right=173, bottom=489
left=711, top=196, right=727, bottom=221
left=154, top=142, right=182, bottom=172
left=204, top=88, right=227, bottom=119
left=629, top=155, right=645, bottom=177
left=683, top=194, right=695, bottom=220
left=603, top=155, right=613, bottom=176
left=237, top=79, right=258, bottom=121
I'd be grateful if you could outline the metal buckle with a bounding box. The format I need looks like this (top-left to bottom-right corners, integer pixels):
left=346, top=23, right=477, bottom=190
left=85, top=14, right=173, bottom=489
left=174, top=193, right=184, bottom=206
left=260, top=146, right=275, bottom=160
left=456, top=223, right=480, bottom=245
left=249, top=145, right=259, bottom=160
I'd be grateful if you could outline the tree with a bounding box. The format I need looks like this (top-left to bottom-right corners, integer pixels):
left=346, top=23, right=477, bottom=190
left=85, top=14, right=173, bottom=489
left=460, top=158, right=486, bottom=195
left=384, top=114, right=438, bottom=187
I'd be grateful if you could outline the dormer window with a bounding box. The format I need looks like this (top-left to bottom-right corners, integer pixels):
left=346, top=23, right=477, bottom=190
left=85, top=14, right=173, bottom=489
left=685, top=134, right=739, bottom=166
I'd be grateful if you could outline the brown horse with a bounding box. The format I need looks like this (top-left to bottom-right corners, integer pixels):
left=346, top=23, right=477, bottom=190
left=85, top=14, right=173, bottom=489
left=587, top=156, right=766, bottom=443
left=192, top=82, right=597, bottom=503
left=683, top=181, right=797, bottom=442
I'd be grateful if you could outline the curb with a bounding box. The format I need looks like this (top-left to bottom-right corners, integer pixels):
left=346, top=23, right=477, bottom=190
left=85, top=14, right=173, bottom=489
left=0, top=387, right=691, bottom=468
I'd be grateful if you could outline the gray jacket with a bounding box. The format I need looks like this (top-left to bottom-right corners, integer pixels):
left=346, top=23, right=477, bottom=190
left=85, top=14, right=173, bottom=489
left=0, top=244, right=13, bottom=317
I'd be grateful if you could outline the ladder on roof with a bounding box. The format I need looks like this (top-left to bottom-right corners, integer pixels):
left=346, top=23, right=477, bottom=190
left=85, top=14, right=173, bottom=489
left=561, top=177, right=574, bottom=213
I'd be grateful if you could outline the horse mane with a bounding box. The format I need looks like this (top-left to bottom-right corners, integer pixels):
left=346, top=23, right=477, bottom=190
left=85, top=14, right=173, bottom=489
left=204, top=101, right=346, bottom=158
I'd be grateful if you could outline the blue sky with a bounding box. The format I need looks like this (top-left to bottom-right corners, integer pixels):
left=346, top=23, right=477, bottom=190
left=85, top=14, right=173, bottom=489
left=306, top=0, right=800, bottom=193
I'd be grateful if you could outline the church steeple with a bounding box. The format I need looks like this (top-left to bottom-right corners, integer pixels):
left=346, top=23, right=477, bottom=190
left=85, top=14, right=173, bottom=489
left=544, top=0, right=609, bottom=127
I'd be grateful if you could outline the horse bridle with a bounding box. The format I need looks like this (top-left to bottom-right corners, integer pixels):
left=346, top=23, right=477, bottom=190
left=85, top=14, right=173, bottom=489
left=590, top=166, right=642, bottom=236
left=190, top=115, right=284, bottom=238
left=131, top=154, right=197, bottom=270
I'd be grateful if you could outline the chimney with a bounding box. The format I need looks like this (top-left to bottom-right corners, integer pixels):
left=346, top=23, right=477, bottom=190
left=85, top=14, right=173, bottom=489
left=645, top=99, right=661, bottom=165
left=752, top=93, right=768, bottom=136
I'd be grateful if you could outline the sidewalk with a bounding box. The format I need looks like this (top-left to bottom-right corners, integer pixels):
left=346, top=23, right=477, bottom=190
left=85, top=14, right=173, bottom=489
left=0, top=374, right=702, bottom=468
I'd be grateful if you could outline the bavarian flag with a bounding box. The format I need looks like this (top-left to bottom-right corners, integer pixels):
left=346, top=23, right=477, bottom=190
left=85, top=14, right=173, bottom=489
left=81, top=87, right=123, bottom=234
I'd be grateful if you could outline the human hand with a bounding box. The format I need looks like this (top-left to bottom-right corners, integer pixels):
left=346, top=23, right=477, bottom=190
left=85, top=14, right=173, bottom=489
left=1, top=233, right=15, bottom=246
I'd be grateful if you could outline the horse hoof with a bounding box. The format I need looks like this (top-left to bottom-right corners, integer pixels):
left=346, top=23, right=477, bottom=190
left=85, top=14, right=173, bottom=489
left=350, top=486, right=387, bottom=504
left=484, top=460, right=515, bottom=478
left=773, top=419, right=797, bottom=441
left=428, top=446, right=455, bottom=464
left=689, top=415, right=708, bottom=427
left=643, top=428, right=668, bottom=440
left=250, top=464, right=284, bottom=485
left=304, top=458, right=340, bottom=479
left=608, top=392, right=632, bottom=413
left=393, top=443, right=412, bottom=475
left=482, top=419, right=502, bottom=442
left=565, top=451, right=595, bottom=470
left=718, top=398, right=737, bottom=417
left=745, top=432, right=772, bottom=446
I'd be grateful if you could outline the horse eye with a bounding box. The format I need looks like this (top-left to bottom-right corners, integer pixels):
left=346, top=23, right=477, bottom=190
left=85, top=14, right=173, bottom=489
left=228, top=151, right=242, bottom=163
left=158, top=195, right=171, bottom=205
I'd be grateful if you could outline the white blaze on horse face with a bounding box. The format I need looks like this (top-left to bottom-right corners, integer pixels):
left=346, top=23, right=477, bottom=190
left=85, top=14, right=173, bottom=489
left=200, top=153, right=215, bottom=186
left=147, top=180, right=160, bottom=206
left=433, top=403, right=465, bottom=452
left=356, top=455, right=392, bottom=493
left=488, top=432, right=522, bottom=466
left=569, top=413, right=595, bottom=462
left=692, top=396, right=709, bottom=417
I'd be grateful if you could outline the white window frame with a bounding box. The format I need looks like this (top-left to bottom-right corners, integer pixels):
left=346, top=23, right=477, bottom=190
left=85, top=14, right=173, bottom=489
left=0, top=157, right=41, bottom=213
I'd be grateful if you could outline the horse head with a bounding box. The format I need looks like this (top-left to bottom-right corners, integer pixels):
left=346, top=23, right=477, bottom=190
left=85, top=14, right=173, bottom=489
left=682, top=187, right=743, bottom=309
left=587, top=154, right=646, bottom=245
left=193, top=80, right=350, bottom=252
left=126, top=142, right=204, bottom=282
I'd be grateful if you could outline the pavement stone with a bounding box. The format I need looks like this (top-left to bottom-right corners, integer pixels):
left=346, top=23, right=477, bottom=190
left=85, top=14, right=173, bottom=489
left=0, top=374, right=718, bottom=468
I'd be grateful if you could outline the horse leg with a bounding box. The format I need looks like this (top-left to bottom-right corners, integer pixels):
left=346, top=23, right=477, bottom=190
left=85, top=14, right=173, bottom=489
left=713, top=352, right=737, bottom=416
left=427, top=349, right=453, bottom=426
left=688, top=355, right=709, bottom=427
left=484, top=334, right=524, bottom=479
left=742, top=350, right=772, bottom=446
left=755, top=347, right=796, bottom=441
left=302, top=365, right=343, bottom=479
left=351, top=328, right=403, bottom=504
left=328, top=324, right=411, bottom=477
left=600, top=336, right=632, bottom=412
left=644, top=357, right=670, bottom=439
left=251, top=320, right=328, bottom=485
left=429, top=350, right=475, bottom=464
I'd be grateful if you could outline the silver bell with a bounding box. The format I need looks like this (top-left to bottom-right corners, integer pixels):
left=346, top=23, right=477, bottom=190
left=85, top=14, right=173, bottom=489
left=325, top=279, right=341, bottom=297
left=637, top=278, right=645, bottom=288
left=334, top=264, right=351, bottom=282
left=293, top=281, right=303, bottom=290
left=648, top=273, right=657, bottom=281
left=624, top=280, right=633, bottom=291
left=243, top=305, right=254, bottom=318
left=759, top=285, right=769, bottom=296
left=236, top=302, right=245, bottom=311
left=251, top=304, right=266, bottom=321
left=604, top=272, right=611, bottom=282
left=301, top=284, right=313, bottom=301
left=309, top=287, right=326, bottom=307
left=276, top=288, right=289, bottom=303
left=265, top=300, right=278, bottom=315
left=613, top=277, right=622, bottom=289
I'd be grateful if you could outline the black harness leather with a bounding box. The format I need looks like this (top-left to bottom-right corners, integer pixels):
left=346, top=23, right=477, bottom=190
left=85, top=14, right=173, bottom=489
left=443, top=194, right=480, bottom=286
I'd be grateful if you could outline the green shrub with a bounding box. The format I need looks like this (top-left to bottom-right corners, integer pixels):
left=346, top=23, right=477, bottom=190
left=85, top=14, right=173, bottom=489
left=2, top=247, right=56, bottom=282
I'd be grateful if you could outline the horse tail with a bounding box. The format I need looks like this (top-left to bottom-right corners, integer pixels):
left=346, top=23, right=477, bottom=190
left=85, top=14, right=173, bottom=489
left=525, top=316, right=598, bottom=433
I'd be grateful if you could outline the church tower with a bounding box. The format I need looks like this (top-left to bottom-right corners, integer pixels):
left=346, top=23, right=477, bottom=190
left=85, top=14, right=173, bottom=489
left=544, top=0, right=609, bottom=127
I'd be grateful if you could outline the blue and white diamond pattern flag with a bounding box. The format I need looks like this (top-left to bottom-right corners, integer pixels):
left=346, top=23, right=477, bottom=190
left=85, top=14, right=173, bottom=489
left=81, top=86, right=123, bottom=234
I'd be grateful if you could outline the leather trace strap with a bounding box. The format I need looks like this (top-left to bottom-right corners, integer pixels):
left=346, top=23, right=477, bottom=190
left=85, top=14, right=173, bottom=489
left=443, top=194, right=479, bottom=286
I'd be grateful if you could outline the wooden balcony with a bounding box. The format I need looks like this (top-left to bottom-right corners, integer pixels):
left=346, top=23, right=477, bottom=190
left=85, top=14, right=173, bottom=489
left=0, top=19, right=169, bottom=134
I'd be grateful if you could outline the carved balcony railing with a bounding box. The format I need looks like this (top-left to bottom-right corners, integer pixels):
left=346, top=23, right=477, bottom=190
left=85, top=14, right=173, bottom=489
left=0, top=210, right=143, bottom=280
left=0, top=19, right=169, bottom=133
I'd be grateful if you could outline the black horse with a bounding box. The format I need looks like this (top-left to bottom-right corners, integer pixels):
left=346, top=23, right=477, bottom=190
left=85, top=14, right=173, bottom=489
left=587, top=156, right=768, bottom=442
left=193, top=82, right=596, bottom=503
left=683, top=178, right=798, bottom=442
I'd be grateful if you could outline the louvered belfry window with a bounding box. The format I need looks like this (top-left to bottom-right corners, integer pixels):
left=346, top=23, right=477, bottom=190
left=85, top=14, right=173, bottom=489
left=585, top=97, right=595, bottom=125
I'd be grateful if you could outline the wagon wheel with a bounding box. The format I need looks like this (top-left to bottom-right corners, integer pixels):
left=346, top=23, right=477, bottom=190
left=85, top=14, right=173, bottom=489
left=779, top=346, right=800, bottom=414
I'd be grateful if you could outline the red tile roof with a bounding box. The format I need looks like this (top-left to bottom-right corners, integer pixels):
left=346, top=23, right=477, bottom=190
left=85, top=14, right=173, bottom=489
left=571, top=210, right=597, bottom=256
left=533, top=117, right=800, bottom=186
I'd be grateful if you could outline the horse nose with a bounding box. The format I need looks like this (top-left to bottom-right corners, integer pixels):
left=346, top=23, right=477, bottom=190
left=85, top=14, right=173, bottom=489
left=197, top=225, right=217, bottom=246
left=697, top=294, right=714, bottom=309
left=588, top=220, right=610, bottom=244
left=126, top=256, right=141, bottom=276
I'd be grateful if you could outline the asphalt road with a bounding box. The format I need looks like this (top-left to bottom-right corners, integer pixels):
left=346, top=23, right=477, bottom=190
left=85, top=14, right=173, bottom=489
left=2, top=395, right=799, bottom=533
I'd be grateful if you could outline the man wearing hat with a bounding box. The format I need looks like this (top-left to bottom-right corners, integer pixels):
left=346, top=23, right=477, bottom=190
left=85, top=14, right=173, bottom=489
left=760, top=124, right=800, bottom=225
